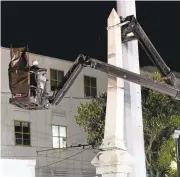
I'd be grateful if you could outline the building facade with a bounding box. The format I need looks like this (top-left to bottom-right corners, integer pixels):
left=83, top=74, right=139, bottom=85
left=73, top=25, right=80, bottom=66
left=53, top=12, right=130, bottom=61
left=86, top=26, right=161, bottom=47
left=1, top=47, right=108, bottom=177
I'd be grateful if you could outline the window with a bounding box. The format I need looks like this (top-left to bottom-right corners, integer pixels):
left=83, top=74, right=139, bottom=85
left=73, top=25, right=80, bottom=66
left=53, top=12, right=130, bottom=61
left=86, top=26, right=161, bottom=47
left=50, top=69, right=64, bottom=91
left=14, top=121, right=31, bottom=146
left=52, top=125, right=67, bottom=148
left=84, top=76, right=97, bottom=97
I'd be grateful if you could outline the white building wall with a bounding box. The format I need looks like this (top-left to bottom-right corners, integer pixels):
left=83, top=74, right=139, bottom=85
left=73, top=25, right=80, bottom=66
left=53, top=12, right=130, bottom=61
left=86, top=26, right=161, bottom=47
left=1, top=47, right=108, bottom=177
left=0, top=159, right=36, bottom=177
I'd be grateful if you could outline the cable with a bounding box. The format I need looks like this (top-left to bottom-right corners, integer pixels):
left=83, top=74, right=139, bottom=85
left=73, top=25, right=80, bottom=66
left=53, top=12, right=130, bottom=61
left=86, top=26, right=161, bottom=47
left=42, top=145, right=95, bottom=156
left=39, top=139, right=89, bottom=156
left=106, top=22, right=121, bottom=30
left=37, top=144, right=91, bottom=153
left=36, top=136, right=88, bottom=155
left=37, top=146, right=91, bottom=169
left=35, top=129, right=88, bottom=154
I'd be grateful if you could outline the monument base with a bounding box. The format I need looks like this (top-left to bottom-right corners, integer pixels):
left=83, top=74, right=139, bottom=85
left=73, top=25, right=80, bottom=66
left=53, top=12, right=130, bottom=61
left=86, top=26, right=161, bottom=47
left=91, top=145, right=133, bottom=177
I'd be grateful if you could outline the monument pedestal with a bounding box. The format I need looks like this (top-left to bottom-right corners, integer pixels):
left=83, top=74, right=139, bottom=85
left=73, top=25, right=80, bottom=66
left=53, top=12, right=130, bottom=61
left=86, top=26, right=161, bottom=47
left=92, top=139, right=133, bottom=177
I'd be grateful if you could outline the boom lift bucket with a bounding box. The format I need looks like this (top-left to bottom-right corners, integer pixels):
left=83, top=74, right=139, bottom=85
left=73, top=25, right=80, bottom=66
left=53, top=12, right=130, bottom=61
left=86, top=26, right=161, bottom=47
left=8, top=47, right=49, bottom=110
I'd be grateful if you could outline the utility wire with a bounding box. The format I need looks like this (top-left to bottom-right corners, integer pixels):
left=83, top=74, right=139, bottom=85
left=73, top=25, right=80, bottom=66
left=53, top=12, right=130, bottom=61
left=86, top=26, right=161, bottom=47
left=41, top=145, right=96, bottom=156
left=37, top=144, right=92, bottom=153
left=36, top=136, right=89, bottom=155
left=37, top=146, right=91, bottom=169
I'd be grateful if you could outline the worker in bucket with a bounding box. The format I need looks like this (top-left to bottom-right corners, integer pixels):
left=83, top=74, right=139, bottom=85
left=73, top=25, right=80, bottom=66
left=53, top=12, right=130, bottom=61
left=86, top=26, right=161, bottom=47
left=30, top=60, right=40, bottom=97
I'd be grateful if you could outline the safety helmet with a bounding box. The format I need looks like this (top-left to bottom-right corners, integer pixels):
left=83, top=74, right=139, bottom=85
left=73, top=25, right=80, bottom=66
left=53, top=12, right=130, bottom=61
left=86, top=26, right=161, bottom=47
left=32, top=60, right=38, bottom=66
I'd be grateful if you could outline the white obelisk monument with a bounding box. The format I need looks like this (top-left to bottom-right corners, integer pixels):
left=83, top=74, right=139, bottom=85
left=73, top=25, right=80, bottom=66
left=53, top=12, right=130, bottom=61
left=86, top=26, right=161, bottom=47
left=91, top=8, right=133, bottom=177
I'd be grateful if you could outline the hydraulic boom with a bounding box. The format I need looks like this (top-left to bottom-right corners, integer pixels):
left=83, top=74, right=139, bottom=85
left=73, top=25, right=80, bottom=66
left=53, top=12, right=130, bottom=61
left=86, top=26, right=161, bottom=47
left=50, top=15, right=180, bottom=105
left=120, top=15, right=180, bottom=89
left=50, top=54, right=87, bottom=105
left=50, top=55, right=180, bottom=105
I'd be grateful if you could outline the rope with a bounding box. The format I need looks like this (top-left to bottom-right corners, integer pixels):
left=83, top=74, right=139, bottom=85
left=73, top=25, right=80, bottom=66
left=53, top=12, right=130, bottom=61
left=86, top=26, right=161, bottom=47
left=106, top=23, right=121, bottom=30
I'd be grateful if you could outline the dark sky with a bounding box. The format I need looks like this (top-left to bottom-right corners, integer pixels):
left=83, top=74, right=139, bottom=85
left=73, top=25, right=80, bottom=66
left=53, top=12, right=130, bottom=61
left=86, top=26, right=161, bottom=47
left=1, top=1, right=180, bottom=71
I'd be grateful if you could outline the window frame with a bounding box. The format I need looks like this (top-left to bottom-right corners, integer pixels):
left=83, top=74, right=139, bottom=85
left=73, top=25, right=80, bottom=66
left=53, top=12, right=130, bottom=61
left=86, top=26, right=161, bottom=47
left=50, top=68, right=64, bottom=91
left=52, top=125, right=67, bottom=148
left=83, top=75, right=97, bottom=97
left=14, top=120, right=31, bottom=147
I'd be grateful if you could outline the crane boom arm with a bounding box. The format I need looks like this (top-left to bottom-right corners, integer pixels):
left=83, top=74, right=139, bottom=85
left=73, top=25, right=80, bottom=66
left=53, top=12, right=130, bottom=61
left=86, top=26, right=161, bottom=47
left=89, top=58, right=180, bottom=99
left=51, top=55, right=180, bottom=105
left=51, top=54, right=86, bottom=105
left=120, top=15, right=180, bottom=88
left=50, top=15, right=180, bottom=105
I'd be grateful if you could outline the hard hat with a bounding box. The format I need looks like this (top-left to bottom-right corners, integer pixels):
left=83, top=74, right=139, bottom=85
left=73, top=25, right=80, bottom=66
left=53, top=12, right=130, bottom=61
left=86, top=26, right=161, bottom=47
left=32, top=60, right=38, bottom=66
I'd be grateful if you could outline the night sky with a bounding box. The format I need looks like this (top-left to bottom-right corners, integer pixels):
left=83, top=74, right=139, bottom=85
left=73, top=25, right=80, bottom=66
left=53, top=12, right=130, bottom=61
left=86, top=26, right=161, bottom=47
left=1, top=1, right=180, bottom=72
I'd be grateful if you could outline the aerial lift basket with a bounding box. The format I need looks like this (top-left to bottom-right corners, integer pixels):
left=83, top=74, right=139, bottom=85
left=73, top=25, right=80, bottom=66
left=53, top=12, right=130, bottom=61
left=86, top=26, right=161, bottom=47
left=8, top=46, right=41, bottom=109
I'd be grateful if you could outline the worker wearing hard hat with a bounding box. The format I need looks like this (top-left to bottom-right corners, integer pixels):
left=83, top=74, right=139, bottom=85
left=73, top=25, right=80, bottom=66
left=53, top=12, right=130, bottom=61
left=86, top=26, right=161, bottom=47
left=30, top=60, right=40, bottom=97
left=31, top=60, right=39, bottom=70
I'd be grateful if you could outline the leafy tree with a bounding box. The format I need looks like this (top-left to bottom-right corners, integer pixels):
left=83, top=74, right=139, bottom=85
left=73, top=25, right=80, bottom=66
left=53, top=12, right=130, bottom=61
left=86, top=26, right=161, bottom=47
left=75, top=93, right=106, bottom=147
left=74, top=72, right=180, bottom=176
left=142, top=88, right=180, bottom=176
